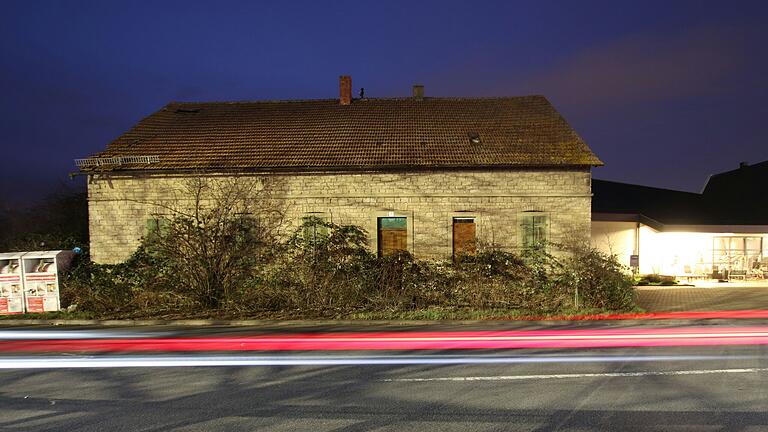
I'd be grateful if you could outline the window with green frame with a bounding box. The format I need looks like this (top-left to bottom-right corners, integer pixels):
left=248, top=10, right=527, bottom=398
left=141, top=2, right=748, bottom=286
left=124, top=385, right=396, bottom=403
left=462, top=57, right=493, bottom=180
left=520, top=212, right=548, bottom=248
left=145, top=216, right=170, bottom=237
left=302, top=213, right=330, bottom=245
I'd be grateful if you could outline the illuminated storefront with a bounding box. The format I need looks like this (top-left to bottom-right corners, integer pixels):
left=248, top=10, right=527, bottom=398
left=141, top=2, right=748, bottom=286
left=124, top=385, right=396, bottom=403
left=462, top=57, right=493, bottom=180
left=592, top=215, right=768, bottom=279
left=591, top=168, right=768, bottom=281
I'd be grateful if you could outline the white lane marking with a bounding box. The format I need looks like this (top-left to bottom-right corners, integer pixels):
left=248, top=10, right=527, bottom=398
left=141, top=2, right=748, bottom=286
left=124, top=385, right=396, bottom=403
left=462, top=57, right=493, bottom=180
left=0, top=354, right=758, bottom=368
left=382, top=368, right=768, bottom=382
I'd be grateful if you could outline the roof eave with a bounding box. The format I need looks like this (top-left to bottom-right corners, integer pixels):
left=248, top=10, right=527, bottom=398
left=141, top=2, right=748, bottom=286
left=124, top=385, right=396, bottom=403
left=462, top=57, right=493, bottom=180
left=79, top=163, right=599, bottom=175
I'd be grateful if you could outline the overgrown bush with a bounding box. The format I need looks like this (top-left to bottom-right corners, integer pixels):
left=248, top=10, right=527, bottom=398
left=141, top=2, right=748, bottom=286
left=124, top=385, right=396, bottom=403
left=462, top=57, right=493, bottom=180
left=60, top=246, right=194, bottom=317
left=559, top=245, right=636, bottom=310
left=138, top=176, right=284, bottom=308
left=245, top=217, right=377, bottom=314
left=61, top=217, right=637, bottom=319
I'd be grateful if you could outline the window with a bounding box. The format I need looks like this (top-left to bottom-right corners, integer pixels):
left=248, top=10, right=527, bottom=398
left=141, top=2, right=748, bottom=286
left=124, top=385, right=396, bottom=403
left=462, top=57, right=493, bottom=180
left=452, top=217, right=476, bottom=259
left=302, top=213, right=330, bottom=246
left=712, top=236, right=763, bottom=274
left=377, top=217, right=407, bottom=256
left=520, top=212, right=548, bottom=248
left=145, top=217, right=170, bottom=237
left=232, top=213, right=263, bottom=240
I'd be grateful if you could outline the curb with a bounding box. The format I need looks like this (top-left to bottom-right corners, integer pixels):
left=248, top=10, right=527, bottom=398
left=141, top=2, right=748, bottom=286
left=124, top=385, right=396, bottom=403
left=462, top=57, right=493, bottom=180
left=2, top=311, right=768, bottom=327
left=0, top=319, right=536, bottom=327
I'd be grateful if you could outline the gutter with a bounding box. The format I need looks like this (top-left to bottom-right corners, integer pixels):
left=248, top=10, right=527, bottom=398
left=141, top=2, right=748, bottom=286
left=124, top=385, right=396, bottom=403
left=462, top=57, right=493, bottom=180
left=73, top=164, right=597, bottom=178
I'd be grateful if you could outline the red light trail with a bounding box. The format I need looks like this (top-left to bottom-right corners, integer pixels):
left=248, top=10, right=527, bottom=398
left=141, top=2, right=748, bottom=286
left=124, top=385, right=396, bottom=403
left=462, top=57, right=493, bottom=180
left=2, top=327, right=768, bottom=352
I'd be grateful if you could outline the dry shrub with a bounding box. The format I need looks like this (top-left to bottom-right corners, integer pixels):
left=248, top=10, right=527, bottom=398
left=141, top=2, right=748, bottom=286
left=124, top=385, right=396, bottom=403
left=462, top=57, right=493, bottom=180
left=62, top=217, right=635, bottom=318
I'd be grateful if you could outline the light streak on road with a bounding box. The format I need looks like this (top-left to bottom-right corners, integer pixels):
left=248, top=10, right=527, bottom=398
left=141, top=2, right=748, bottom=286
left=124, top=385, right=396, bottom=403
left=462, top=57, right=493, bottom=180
left=0, top=354, right=759, bottom=369
left=3, top=327, right=768, bottom=352
left=381, top=367, right=768, bottom=382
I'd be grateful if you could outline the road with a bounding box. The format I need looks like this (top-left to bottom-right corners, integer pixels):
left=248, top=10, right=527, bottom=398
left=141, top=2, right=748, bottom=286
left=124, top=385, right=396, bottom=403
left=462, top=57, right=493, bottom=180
left=1, top=323, right=767, bottom=431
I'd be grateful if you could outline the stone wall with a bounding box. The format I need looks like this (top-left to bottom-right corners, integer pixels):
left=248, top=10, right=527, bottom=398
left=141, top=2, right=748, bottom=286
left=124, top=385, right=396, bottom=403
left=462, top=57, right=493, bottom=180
left=87, top=169, right=593, bottom=264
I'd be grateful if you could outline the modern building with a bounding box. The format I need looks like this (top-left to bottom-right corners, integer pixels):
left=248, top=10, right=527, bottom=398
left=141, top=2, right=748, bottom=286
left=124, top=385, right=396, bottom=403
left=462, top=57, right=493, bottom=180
left=591, top=161, right=768, bottom=280
left=79, top=77, right=602, bottom=264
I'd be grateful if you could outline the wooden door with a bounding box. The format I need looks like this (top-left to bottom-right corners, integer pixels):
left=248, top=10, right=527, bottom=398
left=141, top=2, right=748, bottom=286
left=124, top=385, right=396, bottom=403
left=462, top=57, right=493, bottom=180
left=453, top=218, right=476, bottom=259
left=378, top=217, right=407, bottom=256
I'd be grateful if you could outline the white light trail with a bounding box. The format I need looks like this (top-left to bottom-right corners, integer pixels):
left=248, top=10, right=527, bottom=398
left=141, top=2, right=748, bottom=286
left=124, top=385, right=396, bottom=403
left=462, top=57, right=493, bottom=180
left=0, top=354, right=758, bottom=369
left=383, top=368, right=768, bottom=382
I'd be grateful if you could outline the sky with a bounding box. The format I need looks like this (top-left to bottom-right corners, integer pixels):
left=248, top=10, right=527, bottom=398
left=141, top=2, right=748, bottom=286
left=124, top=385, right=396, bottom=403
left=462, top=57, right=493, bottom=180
left=1, top=0, right=767, bottom=204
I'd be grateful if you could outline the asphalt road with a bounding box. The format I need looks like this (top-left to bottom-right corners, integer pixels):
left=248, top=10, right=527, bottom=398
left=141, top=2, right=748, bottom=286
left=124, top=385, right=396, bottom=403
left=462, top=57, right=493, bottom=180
left=1, top=326, right=767, bottom=431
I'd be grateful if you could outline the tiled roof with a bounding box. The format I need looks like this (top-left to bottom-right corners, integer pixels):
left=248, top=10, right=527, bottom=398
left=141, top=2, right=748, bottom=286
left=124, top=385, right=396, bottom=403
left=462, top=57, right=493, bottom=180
left=85, top=95, right=602, bottom=172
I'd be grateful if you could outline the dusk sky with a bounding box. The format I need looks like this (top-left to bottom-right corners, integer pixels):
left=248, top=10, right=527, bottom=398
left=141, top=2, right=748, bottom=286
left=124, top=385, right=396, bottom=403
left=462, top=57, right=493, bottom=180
left=2, top=0, right=767, bottom=204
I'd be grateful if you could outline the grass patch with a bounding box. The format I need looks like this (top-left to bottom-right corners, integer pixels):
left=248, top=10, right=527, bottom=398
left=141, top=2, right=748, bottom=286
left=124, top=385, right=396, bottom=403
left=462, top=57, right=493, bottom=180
left=338, top=306, right=644, bottom=321
left=0, top=310, right=96, bottom=320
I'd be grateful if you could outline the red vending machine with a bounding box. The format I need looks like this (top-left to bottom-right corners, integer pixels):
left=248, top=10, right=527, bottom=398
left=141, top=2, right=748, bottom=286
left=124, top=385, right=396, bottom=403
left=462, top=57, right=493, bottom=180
left=21, top=250, right=75, bottom=313
left=0, top=253, right=24, bottom=314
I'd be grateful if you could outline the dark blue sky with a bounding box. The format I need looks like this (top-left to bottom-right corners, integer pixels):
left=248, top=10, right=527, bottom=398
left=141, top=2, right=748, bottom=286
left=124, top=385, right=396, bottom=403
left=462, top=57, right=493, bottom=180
left=2, top=0, right=767, bottom=203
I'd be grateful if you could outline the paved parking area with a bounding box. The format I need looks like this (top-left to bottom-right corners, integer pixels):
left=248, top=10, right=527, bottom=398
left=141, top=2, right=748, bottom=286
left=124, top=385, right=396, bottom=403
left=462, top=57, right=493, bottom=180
left=636, top=286, right=768, bottom=312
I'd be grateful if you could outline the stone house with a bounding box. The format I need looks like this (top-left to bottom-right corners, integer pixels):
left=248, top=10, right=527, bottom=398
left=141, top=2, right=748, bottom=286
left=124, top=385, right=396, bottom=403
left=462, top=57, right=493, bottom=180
left=80, top=77, right=603, bottom=264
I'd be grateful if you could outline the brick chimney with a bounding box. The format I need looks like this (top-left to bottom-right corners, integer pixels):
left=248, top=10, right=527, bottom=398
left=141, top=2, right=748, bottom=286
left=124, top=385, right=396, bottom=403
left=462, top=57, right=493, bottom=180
left=339, top=75, right=352, bottom=105
left=412, top=84, right=424, bottom=100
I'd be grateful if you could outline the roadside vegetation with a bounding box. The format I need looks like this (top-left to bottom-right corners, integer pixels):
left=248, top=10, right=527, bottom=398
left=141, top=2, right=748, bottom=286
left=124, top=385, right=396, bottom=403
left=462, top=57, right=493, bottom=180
left=3, top=178, right=637, bottom=320
left=57, top=217, right=636, bottom=320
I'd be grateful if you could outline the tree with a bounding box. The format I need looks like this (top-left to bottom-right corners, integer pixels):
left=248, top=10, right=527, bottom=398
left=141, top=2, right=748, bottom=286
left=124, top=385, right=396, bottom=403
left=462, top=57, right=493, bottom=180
left=0, top=184, right=88, bottom=252
left=141, top=175, right=287, bottom=308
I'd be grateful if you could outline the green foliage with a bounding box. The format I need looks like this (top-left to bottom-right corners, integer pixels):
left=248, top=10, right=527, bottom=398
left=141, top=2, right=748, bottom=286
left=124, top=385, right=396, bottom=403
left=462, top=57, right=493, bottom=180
left=250, top=217, right=377, bottom=314
left=60, top=245, right=193, bottom=317
left=145, top=214, right=272, bottom=308
left=60, top=216, right=637, bottom=319
left=635, top=274, right=678, bottom=286
left=559, top=245, right=636, bottom=310
left=455, top=249, right=526, bottom=279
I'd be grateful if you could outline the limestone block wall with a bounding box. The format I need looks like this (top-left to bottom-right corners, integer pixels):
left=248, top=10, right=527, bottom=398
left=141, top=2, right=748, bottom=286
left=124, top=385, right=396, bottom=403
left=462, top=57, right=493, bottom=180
left=87, top=169, right=593, bottom=264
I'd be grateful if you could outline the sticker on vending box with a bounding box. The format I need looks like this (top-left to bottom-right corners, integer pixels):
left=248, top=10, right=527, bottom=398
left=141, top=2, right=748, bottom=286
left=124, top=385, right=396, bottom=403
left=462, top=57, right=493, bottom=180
left=27, top=297, right=44, bottom=313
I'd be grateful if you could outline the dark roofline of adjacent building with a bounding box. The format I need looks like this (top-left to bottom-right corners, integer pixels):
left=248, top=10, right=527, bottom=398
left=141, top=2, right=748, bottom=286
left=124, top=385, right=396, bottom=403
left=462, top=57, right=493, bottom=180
left=592, top=170, right=768, bottom=226
left=701, top=159, right=768, bottom=194
left=592, top=212, right=768, bottom=233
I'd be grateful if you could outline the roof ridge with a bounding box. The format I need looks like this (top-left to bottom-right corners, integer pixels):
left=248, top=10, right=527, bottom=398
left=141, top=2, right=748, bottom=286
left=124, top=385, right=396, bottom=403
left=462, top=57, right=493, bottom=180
left=169, top=95, right=548, bottom=105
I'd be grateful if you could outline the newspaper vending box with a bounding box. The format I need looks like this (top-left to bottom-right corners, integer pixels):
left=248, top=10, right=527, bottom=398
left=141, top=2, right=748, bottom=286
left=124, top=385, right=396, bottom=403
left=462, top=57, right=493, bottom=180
left=21, top=250, right=75, bottom=313
left=0, top=253, right=24, bottom=314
